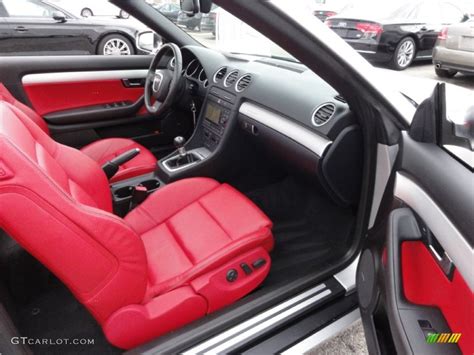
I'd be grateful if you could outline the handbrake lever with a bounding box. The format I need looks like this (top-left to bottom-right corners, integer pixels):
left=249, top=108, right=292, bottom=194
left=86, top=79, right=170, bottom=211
left=102, top=148, right=140, bottom=180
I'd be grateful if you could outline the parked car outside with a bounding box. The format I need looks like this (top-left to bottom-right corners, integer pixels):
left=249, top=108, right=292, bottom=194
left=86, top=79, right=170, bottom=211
left=153, top=3, right=180, bottom=23
left=48, top=0, right=129, bottom=18
left=433, top=19, right=474, bottom=77
left=0, top=0, right=146, bottom=55
left=326, top=0, right=470, bottom=70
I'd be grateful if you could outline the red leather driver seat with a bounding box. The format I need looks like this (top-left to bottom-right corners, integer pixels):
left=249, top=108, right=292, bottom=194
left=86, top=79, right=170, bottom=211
left=0, top=100, right=273, bottom=349
left=0, top=83, right=156, bottom=182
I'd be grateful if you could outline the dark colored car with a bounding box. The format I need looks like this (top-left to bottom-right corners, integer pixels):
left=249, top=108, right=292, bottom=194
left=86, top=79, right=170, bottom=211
left=0, top=0, right=144, bottom=55
left=326, top=0, right=470, bottom=70
left=154, top=3, right=180, bottom=23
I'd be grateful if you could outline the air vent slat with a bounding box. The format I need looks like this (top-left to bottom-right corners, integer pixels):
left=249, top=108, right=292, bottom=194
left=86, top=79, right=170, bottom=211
left=334, top=95, right=347, bottom=104
left=312, top=103, right=336, bottom=127
left=213, top=67, right=228, bottom=83
left=236, top=74, right=252, bottom=92
left=224, top=70, right=239, bottom=87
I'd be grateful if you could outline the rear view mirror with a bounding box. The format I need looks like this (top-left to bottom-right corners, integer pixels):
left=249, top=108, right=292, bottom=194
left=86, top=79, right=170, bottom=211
left=52, top=11, right=67, bottom=23
left=136, top=31, right=162, bottom=54
left=180, top=0, right=212, bottom=15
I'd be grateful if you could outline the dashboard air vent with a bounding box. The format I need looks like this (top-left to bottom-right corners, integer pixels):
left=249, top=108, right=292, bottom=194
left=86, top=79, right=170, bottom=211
left=312, top=103, right=336, bottom=126
left=224, top=70, right=239, bottom=87
left=213, top=67, right=227, bottom=83
left=334, top=95, right=347, bottom=104
left=236, top=74, right=252, bottom=92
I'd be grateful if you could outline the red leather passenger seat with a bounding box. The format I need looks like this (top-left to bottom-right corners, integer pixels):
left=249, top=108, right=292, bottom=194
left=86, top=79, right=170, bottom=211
left=0, top=83, right=156, bottom=182
left=0, top=101, right=273, bottom=349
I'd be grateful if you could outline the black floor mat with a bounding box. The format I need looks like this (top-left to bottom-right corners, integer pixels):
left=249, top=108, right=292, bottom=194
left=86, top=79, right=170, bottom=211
left=16, top=285, right=119, bottom=355
left=245, top=177, right=355, bottom=286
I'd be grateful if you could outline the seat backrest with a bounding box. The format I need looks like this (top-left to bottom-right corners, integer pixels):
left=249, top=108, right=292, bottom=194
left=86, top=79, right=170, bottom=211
left=0, top=83, right=50, bottom=135
left=0, top=101, right=148, bottom=323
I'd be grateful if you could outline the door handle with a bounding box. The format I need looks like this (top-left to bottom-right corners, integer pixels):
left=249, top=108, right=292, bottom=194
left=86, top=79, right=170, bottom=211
left=14, top=26, right=28, bottom=32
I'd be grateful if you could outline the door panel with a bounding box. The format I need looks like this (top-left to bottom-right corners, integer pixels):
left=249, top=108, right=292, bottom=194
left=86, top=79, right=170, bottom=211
left=0, top=56, right=192, bottom=155
left=23, top=71, right=147, bottom=116
left=402, top=241, right=472, bottom=354
left=359, top=85, right=473, bottom=355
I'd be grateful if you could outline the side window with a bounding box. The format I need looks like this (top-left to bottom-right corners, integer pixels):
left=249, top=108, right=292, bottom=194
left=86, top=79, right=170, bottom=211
left=3, top=0, right=55, bottom=18
left=440, top=3, right=464, bottom=23
left=416, top=3, right=442, bottom=22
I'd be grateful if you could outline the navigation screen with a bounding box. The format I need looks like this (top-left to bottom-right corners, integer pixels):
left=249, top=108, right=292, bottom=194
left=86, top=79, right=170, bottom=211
left=205, top=103, right=221, bottom=124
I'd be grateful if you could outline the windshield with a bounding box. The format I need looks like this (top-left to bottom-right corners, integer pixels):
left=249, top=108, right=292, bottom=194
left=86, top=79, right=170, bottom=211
left=337, top=1, right=418, bottom=19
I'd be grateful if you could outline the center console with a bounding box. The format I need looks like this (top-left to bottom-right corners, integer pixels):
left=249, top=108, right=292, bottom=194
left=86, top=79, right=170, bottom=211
left=159, top=87, right=237, bottom=180
left=201, top=87, right=235, bottom=151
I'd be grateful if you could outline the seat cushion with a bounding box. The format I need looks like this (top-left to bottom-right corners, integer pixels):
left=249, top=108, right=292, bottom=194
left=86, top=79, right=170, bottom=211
left=125, top=177, right=274, bottom=297
left=81, top=138, right=157, bottom=183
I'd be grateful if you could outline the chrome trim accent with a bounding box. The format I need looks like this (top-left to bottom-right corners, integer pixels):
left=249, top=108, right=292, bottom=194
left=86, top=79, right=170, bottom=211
left=369, top=144, right=399, bottom=229
left=235, top=74, right=252, bottom=93
left=395, top=173, right=474, bottom=291
left=161, top=148, right=210, bottom=173
left=185, top=59, right=199, bottom=77
left=311, top=102, right=336, bottom=127
left=356, top=49, right=377, bottom=54
left=183, top=283, right=330, bottom=355
left=152, top=72, right=163, bottom=93
left=240, top=102, right=332, bottom=157
left=334, top=254, right=360, bottom=293
left=212, top=66, right=227, bottom=83
left=281, top=309, right=361, bottom=354
left=223, top=69, right=239, bottom=87
left=198, top=68, right=207, bottom=82
left=22, top=70, right=148, bottom=84
left=169, top=57, right=175, bottom=69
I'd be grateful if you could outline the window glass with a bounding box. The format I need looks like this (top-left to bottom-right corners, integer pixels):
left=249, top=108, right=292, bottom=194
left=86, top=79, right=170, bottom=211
left=3, top=0, right=55, bottom=17
left=440, top=2, right=464, bottom=23
left=415, top=2, right=442, bottom=22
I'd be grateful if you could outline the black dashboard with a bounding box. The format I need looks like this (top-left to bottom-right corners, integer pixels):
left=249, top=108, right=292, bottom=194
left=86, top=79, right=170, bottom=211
left=160, top=45, right=362, bottom=207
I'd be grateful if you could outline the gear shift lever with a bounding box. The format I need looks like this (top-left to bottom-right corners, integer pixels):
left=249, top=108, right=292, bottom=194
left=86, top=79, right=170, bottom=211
left=174, top=136, right=186, bottom=157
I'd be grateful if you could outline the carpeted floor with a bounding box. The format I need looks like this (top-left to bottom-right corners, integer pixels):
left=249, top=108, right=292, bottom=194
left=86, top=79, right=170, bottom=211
left=246, top=177, right=355, bottom=286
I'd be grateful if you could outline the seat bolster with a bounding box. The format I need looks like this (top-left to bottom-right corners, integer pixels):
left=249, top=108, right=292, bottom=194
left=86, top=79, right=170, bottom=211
left=103, top=286, right=207, bottom=349
left=0, top=83, right=50, bottom=134
left=125, top=177, right=221, bottom=235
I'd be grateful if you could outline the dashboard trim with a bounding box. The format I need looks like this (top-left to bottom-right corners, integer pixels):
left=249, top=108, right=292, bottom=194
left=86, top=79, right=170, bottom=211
left=239, top=102, right=332, bottom=157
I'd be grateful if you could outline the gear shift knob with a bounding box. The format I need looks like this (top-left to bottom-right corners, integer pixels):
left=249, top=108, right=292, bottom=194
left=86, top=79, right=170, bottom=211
left=174, top=136, right=186, bottom=157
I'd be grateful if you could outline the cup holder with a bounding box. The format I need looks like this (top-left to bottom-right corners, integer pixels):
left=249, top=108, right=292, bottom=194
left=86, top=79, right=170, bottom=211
left=113, top=179, right=160, bottom=201
left=140, top=179, right=160, bottom=191
left=114, top=186, right=134, bottom=199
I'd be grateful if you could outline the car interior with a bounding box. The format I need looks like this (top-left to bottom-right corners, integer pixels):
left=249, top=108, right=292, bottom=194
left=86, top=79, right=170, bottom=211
left=0, top=5, right=366, bottom=353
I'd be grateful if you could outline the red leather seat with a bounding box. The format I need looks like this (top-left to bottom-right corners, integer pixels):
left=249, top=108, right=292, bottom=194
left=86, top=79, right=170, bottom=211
left=0, top=100, right=273, bottom=349
left=0, top=83, right=156, bottom=182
